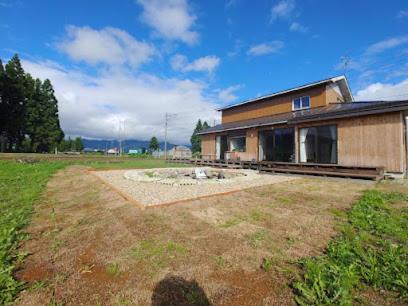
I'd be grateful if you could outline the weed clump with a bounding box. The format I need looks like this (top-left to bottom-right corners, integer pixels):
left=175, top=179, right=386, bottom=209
left=293, top=190, right=408, bottom=305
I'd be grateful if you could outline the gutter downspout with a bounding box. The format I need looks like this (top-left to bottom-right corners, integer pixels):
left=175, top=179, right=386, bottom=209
left=405, top=116, right=408, bottom=178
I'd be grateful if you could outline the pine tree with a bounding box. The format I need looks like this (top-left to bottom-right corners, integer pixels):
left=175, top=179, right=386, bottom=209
left=3, top=54, right=27, bottom=150
left=0, top=59, right=6, bottom=152
left=23, top=74, right=38, bottom=151
left=24, top=78, right=64, bottom=152
left=58, top=138, right=71, bottom=152
left=40, top=79, right=64, bottom=151
left=190, top=119, right=203, bottom=154
left=74, top=137, right=84, bottom=152
left=149, top=136, right=159, bottom=152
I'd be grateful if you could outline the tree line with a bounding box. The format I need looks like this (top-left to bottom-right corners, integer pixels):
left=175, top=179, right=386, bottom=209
left=0, top=54, right=64, bottom=153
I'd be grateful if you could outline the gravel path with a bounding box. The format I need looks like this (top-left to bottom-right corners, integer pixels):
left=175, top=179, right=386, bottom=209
left=92, top=167, right=298, bottom=206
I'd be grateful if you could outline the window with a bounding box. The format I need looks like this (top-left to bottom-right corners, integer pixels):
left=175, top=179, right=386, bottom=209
left=299, top=125, right=337, bottom=164
left=292, top=96, right=310, bottom=111
left=259, top=128, right=295, bottom=162
left=230, top=136, right=246, bottom=152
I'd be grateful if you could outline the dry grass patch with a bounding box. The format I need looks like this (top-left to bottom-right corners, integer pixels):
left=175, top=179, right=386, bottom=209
left=15, top=166, right=394, bottom=305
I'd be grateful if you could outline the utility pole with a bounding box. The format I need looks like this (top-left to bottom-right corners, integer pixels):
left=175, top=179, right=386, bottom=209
left=118, top=120, right=122, bottom=157
left=164, top=113, right=177, bottom=160
left=118, top=119, right=125, bottom=157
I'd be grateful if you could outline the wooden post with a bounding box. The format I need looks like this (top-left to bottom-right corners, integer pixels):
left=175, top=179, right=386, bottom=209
left=294, top=126, right=299, bottom=163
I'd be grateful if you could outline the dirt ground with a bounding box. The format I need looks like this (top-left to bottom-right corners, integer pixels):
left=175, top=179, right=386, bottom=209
left=15, top=165, right=375, bottom=305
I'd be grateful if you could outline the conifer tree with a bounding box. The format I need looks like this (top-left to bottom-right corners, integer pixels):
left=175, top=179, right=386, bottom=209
left=149, top=136, right=159, bottom=152
left=0, top=59, right=5, bottom=152
left=74, top=137, right=84, bottom=152
left=40, top=79, right=64, bottom=151
left=190, top=119, right=203, bottom=153
left=3, top=54, right=26, bottom=150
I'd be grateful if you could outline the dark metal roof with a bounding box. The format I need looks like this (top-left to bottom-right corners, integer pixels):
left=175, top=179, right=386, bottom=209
left=199, top=100, right=408, bottom=135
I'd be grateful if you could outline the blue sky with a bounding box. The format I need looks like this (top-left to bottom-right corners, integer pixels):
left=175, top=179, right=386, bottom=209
left=1, top=0, right=408, bottom=143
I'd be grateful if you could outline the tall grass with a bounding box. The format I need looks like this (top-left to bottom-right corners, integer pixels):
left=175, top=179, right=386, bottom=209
left=293, top=190, right=408, bottom=305
left=0, top=161, right=64, bottom=304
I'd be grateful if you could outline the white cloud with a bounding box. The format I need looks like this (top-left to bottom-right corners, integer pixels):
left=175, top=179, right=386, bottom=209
left=247, top=41, right=284, bottom=56
left=21, top=59, right=219, bottom=144
left=355, top=79, right=408, bottom=101
left=365, top=36, right=408, bottom=55
left=171, top=54, right=220, bottom=73
left=289, top=22, right=308, bottom=33
left=225, top=0, right=238, bottom=9
left=270, top=0, right=295, bottom=22
left=217, top=85, right=242, bottom=104
left=397, top=10, right=408, bottom=18
left=57, top=26, right=155, bottom=68
left=137, top=0, right=198, bottom=45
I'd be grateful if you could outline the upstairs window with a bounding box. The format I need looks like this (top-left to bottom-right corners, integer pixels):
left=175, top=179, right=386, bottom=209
left=292, top=96, right=310, bottom=111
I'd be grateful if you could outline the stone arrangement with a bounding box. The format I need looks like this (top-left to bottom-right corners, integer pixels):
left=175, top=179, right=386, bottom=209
left=123, top=167, right=246, bottom=186
left=93, top=167, right=298, bottom=206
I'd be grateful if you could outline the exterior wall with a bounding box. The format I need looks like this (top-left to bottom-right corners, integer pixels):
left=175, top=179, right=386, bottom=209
left=296, top=112, right=405, bottom=173
left=230, top=128, right=258, bottom=161
left=325, top=84, right=345, bottom=103
left=337, top=112, right=404, bottom=173
left=222, top=85, right=327, bottom=124
left=201, top=134, right=216, bottom=160
left=201, top=112, right=405, bottom=173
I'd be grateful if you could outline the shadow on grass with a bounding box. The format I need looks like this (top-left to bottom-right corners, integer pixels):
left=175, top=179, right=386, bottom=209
left=151, top=274, right=211, bottom=306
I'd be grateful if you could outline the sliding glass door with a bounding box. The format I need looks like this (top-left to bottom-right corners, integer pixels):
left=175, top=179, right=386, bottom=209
left=259, top=128, right=295, bottom=162
left=299, top=125, right=337, bottom=164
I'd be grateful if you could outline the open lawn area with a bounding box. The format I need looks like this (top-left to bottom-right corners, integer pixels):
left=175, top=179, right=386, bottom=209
left=0, top=155, right=407, bottom=305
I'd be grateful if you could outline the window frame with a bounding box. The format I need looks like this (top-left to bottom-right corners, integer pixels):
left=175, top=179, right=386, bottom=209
left=298, top=124, right=338, bottom=164
left=229, top=136, right=246, bottom=152
left=292, top=96, right=311, bottom=111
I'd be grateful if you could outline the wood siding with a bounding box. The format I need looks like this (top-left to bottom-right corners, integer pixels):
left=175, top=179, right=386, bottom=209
left=201, top=134, right=216, bottom=160
left=221, top=85, right=327, bottom=124
left=296, top=112, right=405, bottom=173
left=325, top=84, right=344, bottom=103
left=337, top=113, right=404, bottom=173
left=201, top=112, right=405, bottom=173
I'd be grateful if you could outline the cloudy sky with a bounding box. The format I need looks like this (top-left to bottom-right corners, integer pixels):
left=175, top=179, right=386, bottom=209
left=1, top=0, right=407, bottom=143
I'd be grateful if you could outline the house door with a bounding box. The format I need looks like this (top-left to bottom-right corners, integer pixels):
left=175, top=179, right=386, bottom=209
left=259, top=128, right=295, bottom=162
left=299, top=125, right=337, bottom=164
left=216, top=135, right=227, bottom=160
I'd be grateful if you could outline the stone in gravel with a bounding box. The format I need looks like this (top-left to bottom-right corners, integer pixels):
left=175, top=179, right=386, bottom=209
left=218, top=171, right=225, bottom=179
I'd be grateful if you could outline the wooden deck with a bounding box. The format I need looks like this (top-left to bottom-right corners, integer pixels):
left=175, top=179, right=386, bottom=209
left=168, top=158, right=384, bottom=181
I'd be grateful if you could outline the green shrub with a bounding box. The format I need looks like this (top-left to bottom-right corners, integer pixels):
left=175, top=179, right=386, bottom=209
left=293, top=190, right=408, bottom=305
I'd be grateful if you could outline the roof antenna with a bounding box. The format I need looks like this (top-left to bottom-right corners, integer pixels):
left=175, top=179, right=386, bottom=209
left=340, top=55, right=350, bottom=78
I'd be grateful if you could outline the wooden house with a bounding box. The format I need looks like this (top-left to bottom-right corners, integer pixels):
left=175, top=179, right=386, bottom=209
left=199, top=76, right=408, bottom=177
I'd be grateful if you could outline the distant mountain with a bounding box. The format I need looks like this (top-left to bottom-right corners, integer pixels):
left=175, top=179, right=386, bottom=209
left=82, top=138, right=190, bottom=153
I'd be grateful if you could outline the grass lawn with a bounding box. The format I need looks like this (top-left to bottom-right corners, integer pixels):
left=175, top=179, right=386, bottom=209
left=0, top=156, right=185, bottom=304
left=0, top=160, right=64, bottom=304
left=0, top=155, right=407, bottom=305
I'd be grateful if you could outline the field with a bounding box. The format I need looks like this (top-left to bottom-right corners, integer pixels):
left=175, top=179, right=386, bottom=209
left=0, top=154, right=407, bottom=305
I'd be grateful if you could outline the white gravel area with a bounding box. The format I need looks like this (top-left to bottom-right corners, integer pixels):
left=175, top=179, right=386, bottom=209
left=92, top=167, right=298, bottom=206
